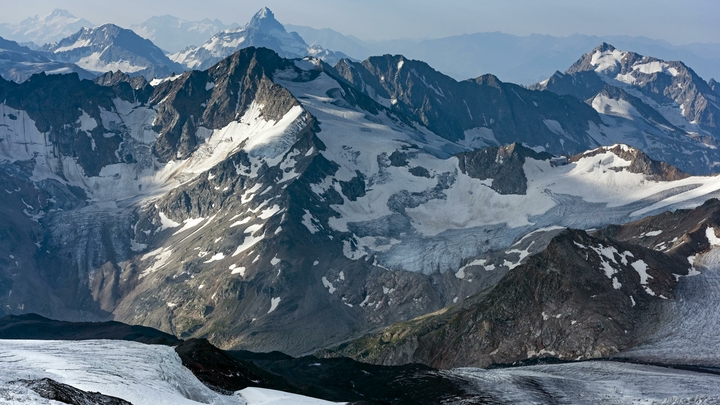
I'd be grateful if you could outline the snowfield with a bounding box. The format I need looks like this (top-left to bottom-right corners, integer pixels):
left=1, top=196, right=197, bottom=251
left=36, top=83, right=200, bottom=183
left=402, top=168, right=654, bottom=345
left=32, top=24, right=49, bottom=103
left=0, top=340, right=343, bottom=405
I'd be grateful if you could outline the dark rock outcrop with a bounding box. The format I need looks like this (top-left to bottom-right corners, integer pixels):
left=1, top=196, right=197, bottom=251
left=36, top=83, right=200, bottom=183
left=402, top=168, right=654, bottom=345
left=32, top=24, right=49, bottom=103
left=12, top=378, right=132, bottom=405
left=456, top=143, right=552, bottom=194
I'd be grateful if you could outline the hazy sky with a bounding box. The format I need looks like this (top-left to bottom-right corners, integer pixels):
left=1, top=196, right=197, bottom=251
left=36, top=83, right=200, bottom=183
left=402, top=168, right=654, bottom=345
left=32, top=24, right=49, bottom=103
left=2, top=0, right=718, bottom=45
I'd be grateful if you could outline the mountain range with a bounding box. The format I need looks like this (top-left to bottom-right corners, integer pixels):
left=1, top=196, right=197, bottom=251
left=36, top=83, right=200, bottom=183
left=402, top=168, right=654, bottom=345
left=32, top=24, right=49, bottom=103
left=2, top=7, right=720, bottom=404
left=0, top=36, right=94, bottom=83
left=3, top=41, right=720, bottom=358
left=287, top=24, right=720, bottom=85
left=6, top=8, right=719, bottom=87
left=170, top=8, right=348, bottom=71
left=40, top=23, right=184, bottom=78
left=129, top=15, right=239, bottom=54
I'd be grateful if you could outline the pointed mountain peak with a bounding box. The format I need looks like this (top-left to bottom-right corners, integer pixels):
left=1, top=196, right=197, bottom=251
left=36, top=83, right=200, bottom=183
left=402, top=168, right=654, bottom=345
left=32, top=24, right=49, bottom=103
left=595, top=42, right=616, bottom=52
left=48, top=9, right=75, bottom=19
left=246, top=7, right=283, bottom=32
left=255, top=7, right=273, bottom=19
left=472, top=73, right=503, bottom=88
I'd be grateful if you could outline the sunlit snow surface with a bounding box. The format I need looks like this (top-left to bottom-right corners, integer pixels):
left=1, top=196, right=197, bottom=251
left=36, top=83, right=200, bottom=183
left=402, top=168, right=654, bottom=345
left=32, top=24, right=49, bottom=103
left=0, top=340, right=343, bottom=405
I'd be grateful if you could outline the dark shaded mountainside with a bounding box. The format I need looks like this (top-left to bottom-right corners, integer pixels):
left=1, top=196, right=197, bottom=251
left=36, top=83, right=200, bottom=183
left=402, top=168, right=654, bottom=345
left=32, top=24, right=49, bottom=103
left=318, top=199, right=720, bottom=369
left=2, top=44, right=720, bottom=366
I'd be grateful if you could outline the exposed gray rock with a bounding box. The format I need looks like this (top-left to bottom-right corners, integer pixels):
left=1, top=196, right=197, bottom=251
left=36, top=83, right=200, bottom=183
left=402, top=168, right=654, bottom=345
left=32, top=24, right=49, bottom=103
left=571, top=144, right=689, bottom=182
left=150, top=47, right=299, bottom=162
left=12, top=378, right=132, bottom=405
left=456, top=143, right=551, bottom=194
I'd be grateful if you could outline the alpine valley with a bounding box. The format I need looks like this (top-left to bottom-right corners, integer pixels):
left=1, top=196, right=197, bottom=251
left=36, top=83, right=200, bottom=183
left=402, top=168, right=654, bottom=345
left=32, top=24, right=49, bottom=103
left=2, top=5, right=720, bottom=405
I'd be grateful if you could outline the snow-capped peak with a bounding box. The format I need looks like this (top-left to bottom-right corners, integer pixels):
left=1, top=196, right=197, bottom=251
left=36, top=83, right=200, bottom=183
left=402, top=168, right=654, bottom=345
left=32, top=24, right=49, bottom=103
left=590, top=46, right=628, bottom=74
left=47, top=8, right=75, bottom=19
left=254, top=7, right=273, bottom=21
left=170, top=7, right=346, bottom=71
left=0, top=8, right=95, bottom=46
left=41, top=23, right=183, bottom=75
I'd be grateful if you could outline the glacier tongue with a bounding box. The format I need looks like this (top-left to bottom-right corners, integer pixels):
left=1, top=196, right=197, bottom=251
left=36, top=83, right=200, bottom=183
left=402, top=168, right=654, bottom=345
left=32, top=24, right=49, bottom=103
left=0, top=340, right=239, bottom=405
left=0, top=340, right=341, bottom=405
left=621, top=246, right=720, bottom=365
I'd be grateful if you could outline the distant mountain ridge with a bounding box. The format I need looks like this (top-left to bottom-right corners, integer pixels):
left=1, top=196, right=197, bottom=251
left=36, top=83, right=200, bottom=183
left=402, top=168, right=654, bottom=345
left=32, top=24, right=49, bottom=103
left=285, top=24, right=720, bottom=85
left=41, top=23, right=184, bottom=78
left=0, top=35, right=93, bottom=82
left=171, top=8, right=349, bottom=71
left=533, top=43, right=720, bottom=173
left=0, top=9, right=94, bottom=46
left=130, top=15, right=239, bottom=53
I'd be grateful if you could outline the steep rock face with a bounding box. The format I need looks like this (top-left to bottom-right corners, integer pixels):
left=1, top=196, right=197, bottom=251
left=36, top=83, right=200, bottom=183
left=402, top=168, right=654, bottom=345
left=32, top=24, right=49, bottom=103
left=710, top=78, right=720, bottom=96
left=334, top=55, right=602, bottom=155
left=318, top=229, right=688, bottom=368
left=0, top=164, right=74, bottom=319
left=534, top=43, right=720, bottom=174
left=456, top=143, right=551, bottom=194
left=93, top=70, right=154, bottom=102
left=170, top=8, right=347, bottom=71
left=599, top=198, right=720, bottom=258
left=150, top=47, right=298, bottom=162
left=42, top=24, right=184, bottom=78
left=0, top=72, right=143, bottom=176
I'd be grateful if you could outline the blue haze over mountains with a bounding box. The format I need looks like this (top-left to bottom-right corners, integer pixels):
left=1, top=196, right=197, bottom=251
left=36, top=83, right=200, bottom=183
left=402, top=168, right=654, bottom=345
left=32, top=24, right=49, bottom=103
left=286, top=24, right=720, bottom=85
left=0, top=8, right=718, bottom=85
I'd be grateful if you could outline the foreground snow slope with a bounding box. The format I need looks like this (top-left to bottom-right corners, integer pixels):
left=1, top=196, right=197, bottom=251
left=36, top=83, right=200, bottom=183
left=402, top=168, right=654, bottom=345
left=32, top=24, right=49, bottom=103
left=0, top=340, right=342, bottom=405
